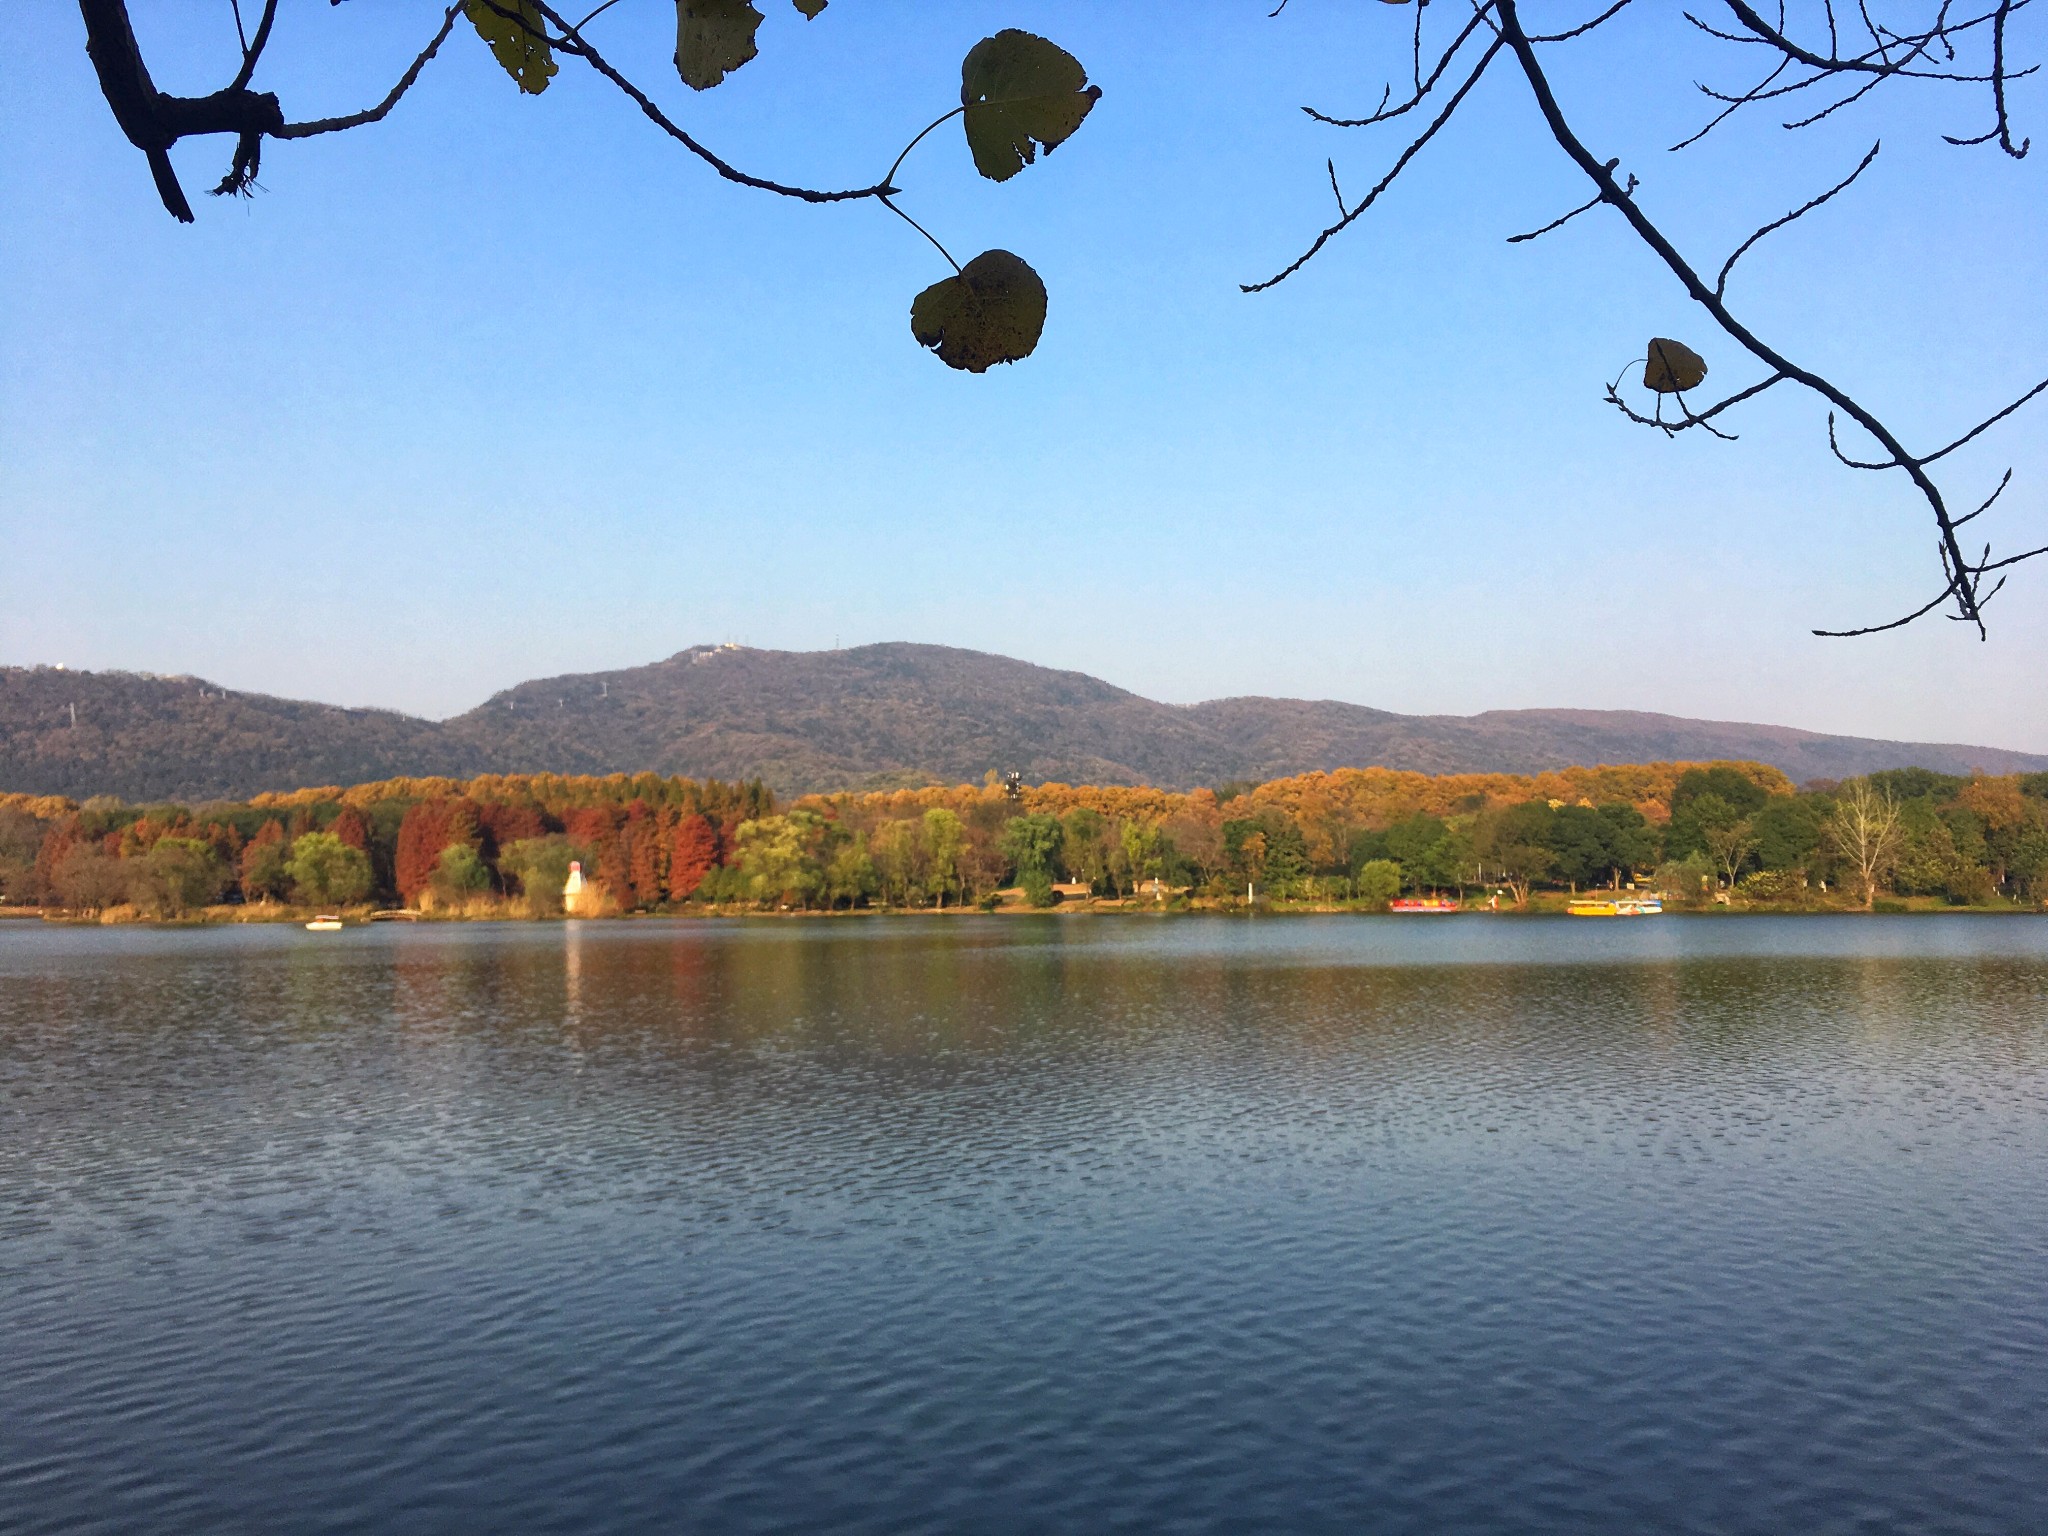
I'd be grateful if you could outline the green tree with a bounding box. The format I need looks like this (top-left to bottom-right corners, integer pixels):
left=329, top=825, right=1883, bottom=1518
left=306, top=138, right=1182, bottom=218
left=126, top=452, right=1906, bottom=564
left=870, top=818, right=920, bottom=905
left=1060, top=807, right=1110, bottom=891
left=922, top=807, right=965, bottom=907
left=1891, top=800, right=1961, bottom=896
left=999, top=814, right=1065, bottom=885
left=733, top=811, right=828, bottom=907
left=1687, top=795, right=1759, bottom=891
left=825, top=836, right=877, bottom=909
left=431, top=843, right=492, bottom=902
left=286, top=832, right=373, bottom=908
left=1476, top=803, right=1554, bottom=907
left=1261, top=819, right=1310, bottom=896
left=1667, top=770, right=1771, bottom=859
left=1867, top=768, right=1965, bottom=805
left=1222, top=821, right=1268, bottom=892
left=1752, top=796, right=1823, bottom=872
left=1596, top=805, right=1657, bottom=879
left=499, top=835, right=584, bottom=915
left=135, top=836, right=229, bottom=916
left=1383, top=814, right=1448, bottom=874
left=1417, top=824, right=1477, bottom=893
left=1545, top=806, right=1616, bottom=889
left=1347, top=827, right=1391, bottom=874
left=1117, top=818, right=1162, bottom=895
left=1355, top=858, right=1402, bottom=910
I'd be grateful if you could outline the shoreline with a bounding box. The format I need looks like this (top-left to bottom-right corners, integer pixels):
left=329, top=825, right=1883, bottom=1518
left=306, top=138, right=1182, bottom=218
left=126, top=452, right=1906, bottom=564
left=9, top=897, right=2045, bottom=927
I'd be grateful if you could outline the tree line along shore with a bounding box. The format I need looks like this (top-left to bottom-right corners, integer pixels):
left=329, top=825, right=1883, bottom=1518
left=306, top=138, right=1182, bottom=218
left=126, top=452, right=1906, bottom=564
left=2, top=761, right=2045, bottom=923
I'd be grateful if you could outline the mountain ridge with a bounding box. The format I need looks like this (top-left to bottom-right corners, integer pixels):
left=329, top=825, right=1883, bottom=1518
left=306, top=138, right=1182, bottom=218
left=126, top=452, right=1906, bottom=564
left=4, top=642, right=2043, bottom=802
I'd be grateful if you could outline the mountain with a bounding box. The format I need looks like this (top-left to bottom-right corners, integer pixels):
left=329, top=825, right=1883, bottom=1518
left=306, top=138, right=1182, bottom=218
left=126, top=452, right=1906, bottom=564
left=0, top=666, right=476, bottom=803
left=3, top=644, right=2043, bottom=803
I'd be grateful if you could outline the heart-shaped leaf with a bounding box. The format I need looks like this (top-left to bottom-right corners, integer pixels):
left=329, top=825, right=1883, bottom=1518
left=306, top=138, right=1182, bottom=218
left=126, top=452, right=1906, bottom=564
left=675, top=0, right=763, bottom=91
left=911, top=250, right=1047, bottom=372
left=959, top=30, right=1101, bottom=183
left=793, top=0, right=826, bottom=15
left=1644, top=337, right=1708, bottom=393
left=467, top=0, right=558, bottom=95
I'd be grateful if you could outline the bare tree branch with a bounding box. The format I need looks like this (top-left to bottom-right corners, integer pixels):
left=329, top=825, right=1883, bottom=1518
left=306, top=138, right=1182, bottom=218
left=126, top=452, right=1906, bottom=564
left=1246, top=34, right=1505, bottom=293
left=276, top=6, right=464, bottom=140
left=1255, top=0, right=2042, bottom=635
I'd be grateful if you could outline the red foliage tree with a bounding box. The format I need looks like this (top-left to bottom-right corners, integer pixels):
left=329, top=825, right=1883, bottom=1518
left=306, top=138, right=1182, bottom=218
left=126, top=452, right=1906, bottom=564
left=199, top=821, right=243, bottom=861
left=476, top=801, right=546, bottom=859
left=668, top=814, right=722, bottom=901
left=395, top=797, right=482, bottom=905
left=329, top=808, right=370, bottom=851
left=119, top=816, right=167, bottom=859
left=619, top=800, right=669, bottom=909
left=33, top=824, right=82, bottom=904
left=239, top=819, right=289, bottom=902
left=563, top=806, right=628, bottom=900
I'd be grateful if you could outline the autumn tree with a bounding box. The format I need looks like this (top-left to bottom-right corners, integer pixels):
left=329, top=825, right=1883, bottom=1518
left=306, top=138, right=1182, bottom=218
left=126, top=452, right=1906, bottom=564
left=238, top=819, right=292, bottom=903
left=476, top=800, right=547, bottom=855
left=560, top=805, right=631, bottom=902
left=50, top=843, right=133, bottom=913
left=619, top=801, right=669, bottom=909
left=0, top=809, right=47, bottom=904
left=395, top=797, right=483, bottom=904
left=667, top=813, right=722, bottom=902
left=328, top=807, right=371, bottom=852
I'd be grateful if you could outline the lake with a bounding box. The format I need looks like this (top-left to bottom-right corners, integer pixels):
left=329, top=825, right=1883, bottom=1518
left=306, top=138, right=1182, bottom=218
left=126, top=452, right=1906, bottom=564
left=3, top=915, right=2045, bottom=1534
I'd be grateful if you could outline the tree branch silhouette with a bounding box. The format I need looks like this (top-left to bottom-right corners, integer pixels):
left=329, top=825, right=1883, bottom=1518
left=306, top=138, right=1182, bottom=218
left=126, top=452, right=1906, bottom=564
left=1250, top=0, right=2044, bottom=637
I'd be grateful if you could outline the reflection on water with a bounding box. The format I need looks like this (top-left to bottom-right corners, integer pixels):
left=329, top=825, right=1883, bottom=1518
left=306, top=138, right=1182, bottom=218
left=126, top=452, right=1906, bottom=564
left=2, top=916, right=2046, bottom=1534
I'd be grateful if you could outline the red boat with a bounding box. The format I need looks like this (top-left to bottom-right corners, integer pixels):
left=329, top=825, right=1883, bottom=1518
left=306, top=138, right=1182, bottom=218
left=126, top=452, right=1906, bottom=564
left=1388, top=897, right=1461, bottom=913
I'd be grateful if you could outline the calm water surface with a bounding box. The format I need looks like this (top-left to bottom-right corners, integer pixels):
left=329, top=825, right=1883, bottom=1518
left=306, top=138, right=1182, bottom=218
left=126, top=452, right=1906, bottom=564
left=3, top=915, right=2046, bottom=1534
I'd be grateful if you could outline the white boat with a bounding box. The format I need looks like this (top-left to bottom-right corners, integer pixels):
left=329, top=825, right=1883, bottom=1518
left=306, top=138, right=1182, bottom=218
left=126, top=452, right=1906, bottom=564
left=305, top=915, right=344, bottom=931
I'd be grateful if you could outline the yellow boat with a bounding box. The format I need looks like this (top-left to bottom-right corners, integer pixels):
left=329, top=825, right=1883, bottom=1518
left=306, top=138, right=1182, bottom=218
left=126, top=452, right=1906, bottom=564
left=1567, top=897, right=1662, bottom=917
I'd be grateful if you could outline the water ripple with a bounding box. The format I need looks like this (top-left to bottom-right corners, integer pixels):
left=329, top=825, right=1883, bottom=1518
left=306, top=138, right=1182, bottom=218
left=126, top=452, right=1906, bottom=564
left=2, top=916, right=2045, bottom=1533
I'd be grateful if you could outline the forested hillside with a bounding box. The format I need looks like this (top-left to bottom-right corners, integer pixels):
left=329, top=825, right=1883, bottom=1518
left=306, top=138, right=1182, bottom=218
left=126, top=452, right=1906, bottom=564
left=0, top=667, right=476, bottom=800
left=5, top=645, right=2043, bottom=801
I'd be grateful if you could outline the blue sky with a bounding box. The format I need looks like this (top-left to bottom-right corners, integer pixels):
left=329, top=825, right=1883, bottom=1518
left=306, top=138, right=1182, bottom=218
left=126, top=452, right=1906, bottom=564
left=3, top=2, right=2044, bottom=749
